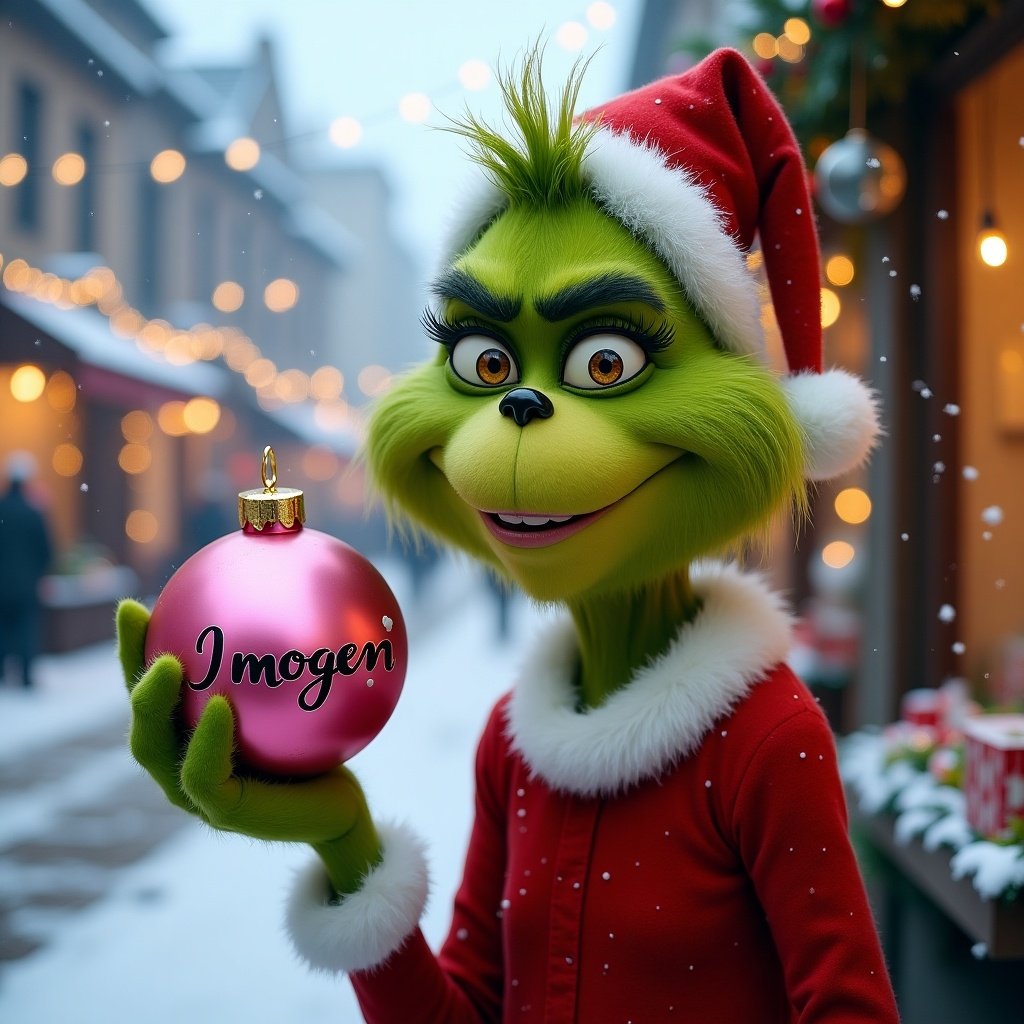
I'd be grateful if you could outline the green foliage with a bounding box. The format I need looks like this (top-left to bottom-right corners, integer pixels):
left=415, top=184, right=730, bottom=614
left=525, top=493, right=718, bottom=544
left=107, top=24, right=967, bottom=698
left=440, top=44, right=599, bottom=207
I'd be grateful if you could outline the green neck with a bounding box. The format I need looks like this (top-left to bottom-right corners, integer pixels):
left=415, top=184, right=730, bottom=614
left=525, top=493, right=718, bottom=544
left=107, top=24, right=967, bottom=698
left=567, top=567, right=701, bottom=710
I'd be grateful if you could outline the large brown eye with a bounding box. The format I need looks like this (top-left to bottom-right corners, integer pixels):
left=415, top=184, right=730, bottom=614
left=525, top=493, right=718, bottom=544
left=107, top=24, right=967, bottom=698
left=588, top=349, right=623, bottom=386
left=451, top=335, right=520, bottom=388
left=563, top=334, right=647, bottom=390
left=477, top=348, right=511, bottom=385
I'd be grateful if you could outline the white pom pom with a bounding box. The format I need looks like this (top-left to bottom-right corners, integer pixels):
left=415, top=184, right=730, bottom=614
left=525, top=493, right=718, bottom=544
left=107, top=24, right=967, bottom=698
left=782, top=369, right=881, bottom=481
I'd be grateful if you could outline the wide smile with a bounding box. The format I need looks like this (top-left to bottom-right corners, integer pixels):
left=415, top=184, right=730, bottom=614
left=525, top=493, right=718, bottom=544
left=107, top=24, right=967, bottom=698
left=478, top=505, right=616, bottom=549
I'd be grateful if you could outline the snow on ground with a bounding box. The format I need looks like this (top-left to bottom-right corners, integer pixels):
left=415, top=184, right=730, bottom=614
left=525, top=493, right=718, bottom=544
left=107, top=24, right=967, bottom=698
left=0, top=556, right=554, bottom=1023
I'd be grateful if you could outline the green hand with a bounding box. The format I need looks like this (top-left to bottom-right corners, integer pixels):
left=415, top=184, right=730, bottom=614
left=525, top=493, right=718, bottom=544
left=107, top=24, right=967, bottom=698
left=116, top=599, right=381, bottom=895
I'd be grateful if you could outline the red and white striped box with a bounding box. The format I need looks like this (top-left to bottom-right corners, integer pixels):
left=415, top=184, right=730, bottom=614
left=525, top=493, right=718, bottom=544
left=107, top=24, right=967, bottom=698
left=963, top=714, right=1024, bottom=839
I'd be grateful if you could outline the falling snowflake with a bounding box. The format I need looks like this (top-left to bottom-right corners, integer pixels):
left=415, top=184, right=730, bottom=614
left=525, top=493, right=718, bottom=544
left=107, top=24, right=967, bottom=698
left=962, top=466, right=979, bottom=481
left=952, top=642, right=966, bottom=655
left=981, top=505, right=1004, bottom=526
left=910, top=284, right=922, bottom=301
left=938, top=604, right=956, bottom=623
left=937, top=209, right=950, bottom=220
left=943, top=403, right=960, bottom=416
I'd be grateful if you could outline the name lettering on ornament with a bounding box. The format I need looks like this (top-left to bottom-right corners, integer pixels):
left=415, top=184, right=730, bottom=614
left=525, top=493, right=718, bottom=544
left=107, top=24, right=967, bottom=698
left=190, top=624, right=395, bottom=712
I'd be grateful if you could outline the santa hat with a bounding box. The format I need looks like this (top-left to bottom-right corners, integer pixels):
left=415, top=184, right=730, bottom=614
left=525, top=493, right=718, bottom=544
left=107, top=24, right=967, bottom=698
left=441, top=48, right=879, bottom=481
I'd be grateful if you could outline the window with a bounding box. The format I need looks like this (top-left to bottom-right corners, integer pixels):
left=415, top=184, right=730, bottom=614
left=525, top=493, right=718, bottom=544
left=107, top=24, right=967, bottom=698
left=76, top=123, right=97, bottom=251
left=138, top=172, right=162, bottom=315
left=15, top=81, right=42, bottom=231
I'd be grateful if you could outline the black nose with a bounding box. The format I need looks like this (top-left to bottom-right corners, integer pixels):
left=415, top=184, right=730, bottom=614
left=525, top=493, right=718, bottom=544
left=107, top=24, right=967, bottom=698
left=498, top=388, right=554, bottom=427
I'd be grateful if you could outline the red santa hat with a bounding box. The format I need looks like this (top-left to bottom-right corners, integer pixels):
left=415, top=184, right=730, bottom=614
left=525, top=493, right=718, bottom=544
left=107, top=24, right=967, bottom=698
left=441, top=48, right=879, bottom=481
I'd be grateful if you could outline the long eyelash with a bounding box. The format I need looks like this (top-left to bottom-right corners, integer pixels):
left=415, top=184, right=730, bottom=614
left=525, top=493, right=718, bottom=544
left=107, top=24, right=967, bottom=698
left=578, top=314, right=675, bottom=353
left=420, top=307, right=461, bottom=352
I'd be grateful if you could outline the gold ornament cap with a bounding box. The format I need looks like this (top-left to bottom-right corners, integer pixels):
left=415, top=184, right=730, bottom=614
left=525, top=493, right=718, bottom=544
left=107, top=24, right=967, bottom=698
left=238, top=446, right=306, bottom=531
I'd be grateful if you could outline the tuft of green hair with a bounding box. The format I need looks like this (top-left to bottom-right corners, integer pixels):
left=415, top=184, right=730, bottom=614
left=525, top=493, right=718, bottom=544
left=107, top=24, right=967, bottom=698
left=442, top=44, right=599, bottom=207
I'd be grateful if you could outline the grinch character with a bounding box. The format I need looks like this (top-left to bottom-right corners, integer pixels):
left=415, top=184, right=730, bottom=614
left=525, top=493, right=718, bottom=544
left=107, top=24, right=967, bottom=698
left=118, top=49, right=899, bottom=1022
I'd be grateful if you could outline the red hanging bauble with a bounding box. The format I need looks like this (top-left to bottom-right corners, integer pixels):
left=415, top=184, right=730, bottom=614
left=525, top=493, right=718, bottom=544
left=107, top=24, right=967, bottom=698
left=811, top=0, right=853, bottom=29
left=145, top=446, right=408, bottom=778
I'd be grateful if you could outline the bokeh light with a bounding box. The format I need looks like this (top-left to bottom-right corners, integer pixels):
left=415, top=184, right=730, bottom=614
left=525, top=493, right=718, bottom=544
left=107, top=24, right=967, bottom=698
left=150, top=149, right=187, bottom=183
left=224, top=137, right=260, bottom=171
left=834, top=487, right=872, bottom=525
left=10, top=364, right=46, bottom=402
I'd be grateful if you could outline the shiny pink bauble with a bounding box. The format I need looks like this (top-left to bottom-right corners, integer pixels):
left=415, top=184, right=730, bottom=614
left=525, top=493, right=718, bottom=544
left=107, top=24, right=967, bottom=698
left=145, top=524, right=407, bottom=777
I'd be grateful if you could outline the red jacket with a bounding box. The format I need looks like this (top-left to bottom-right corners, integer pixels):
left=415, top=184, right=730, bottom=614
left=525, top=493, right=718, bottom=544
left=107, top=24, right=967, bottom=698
left=286, top=566, right=899, bottom=1023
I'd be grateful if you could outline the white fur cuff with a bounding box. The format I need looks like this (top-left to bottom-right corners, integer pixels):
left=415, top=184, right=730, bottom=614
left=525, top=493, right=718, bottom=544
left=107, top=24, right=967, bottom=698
left=285, top=821, right=429, bottom=974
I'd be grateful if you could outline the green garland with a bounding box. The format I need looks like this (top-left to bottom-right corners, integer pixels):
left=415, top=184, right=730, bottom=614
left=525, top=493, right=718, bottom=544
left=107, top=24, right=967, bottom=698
left=683, top=0, right=1001, bottom=152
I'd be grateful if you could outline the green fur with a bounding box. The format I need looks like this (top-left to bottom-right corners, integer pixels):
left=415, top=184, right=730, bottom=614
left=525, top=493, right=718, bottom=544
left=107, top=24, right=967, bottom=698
left=368, top=199, right=805, bottom=703
left=442, top=45, right=598, bottom=208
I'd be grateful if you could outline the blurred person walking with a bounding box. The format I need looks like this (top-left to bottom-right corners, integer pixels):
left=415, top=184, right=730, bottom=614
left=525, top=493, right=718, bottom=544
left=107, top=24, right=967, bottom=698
left=0, top=452, right=53, bottom=689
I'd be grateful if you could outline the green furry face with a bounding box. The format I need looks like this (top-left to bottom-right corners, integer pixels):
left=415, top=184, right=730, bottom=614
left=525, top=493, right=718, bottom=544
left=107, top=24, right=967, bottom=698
left=367, top=199, right=804, bottom=602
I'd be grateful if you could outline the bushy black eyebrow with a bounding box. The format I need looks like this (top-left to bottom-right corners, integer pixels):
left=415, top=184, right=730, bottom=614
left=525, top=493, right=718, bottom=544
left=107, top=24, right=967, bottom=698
left=535, top=274, right=666, bottom=322
left=430, top=267, right=521, bottom=322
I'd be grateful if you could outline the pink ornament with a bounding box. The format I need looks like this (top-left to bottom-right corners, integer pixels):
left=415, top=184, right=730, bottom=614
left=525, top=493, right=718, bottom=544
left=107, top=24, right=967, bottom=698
left=811, top=0, right=852, bottom=28
left=145, top=448, right=407, bottom=777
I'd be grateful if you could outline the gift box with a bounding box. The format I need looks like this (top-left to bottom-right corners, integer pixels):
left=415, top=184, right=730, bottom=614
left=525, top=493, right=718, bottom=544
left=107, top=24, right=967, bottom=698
left=963, top=714, right=1024, bottom=839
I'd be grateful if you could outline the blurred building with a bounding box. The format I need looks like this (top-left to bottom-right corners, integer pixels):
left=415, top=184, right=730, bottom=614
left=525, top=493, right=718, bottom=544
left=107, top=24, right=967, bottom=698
left=0, top=0, right=412, bottom=642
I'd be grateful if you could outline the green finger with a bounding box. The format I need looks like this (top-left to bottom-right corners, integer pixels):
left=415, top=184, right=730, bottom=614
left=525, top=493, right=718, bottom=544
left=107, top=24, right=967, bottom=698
left=128, top=656, right=195, bottom=814
left=217, top=769, right=362, bottom=844
left=116, top=598, right=151, bottom=692
left=181, top=696, right=242, bottom=824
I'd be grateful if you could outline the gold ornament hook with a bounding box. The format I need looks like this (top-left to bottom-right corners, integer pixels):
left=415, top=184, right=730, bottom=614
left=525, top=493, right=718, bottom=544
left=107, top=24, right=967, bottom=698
left=261, top=445, right=278, bottom=492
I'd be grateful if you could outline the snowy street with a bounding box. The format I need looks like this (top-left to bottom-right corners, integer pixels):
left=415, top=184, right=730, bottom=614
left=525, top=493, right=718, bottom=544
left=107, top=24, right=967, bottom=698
left=0, top=558, right=548, bottom=1023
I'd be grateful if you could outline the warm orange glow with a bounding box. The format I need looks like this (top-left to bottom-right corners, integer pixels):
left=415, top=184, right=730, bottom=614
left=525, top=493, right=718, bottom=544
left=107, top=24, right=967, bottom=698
left=834, top=487, right=872, bottom=524
left=825, top=254, right=855, bottom=287
left=0, top=153, right=28, bottom=186
left=244, top=358, right=277, bottom=389
left=52, top=152, right=86, bottom=185
left=820, top=287, right=841, bottom=328
left=821, top=541, right=856, bottom=569
left=275, top=369, right=310, bottom=403
left=52, top=443, right=83, bottom=477
left=10, top=364, right=46, bottom=402
left=978, top=228, right=1008, bottom=267
left=125, top=509, right=159, bottom=543
left=310, top=365, right=344, bottom=401
left=264, top=277, right=299, bottom=312
left=150, top=149, right=187, bottom=183
left=752, top=33, right=778, bottom=59
left=118, top=443, right=152, bottom=474
left=3, top=258, right=30, bottom=290
left=45, top=370, right=77, bottom=413
left=776, top=36, right=804, bottom=63
left=121, top=410, right=154, bottom=443
left=182, top=397, right=221, bottom=434
left=224, top=137, right=260, bottom=171
left=157, top=401, right=188, bottom=436
left=783, top=18, right=811, bottom=45
left=212, top=280, right=244, bottom=312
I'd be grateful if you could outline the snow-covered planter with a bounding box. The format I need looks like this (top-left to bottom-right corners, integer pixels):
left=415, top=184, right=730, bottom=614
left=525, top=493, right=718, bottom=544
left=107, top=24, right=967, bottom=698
left=840, top=730, right=1024, bottom=904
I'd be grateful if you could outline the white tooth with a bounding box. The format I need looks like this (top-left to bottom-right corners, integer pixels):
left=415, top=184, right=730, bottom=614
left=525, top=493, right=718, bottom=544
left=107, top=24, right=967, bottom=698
left=523, top=516, right=549, bottom=526
left=498, top=514, right=523, bottom=525
left=550, top=515, right=572, bottom=523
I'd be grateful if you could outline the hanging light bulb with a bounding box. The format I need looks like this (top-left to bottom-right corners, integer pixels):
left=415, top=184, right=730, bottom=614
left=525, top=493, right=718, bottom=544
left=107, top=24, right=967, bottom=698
left=977, top=211, right=1008, bottom=267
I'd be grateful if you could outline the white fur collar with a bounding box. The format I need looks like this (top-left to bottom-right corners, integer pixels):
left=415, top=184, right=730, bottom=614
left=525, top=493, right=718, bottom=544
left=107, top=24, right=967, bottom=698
left=506, top=563, right=793, bottom=797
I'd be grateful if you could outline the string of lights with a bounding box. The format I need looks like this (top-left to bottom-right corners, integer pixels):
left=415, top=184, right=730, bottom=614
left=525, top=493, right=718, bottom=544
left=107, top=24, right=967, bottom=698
left=0, top=4, right=620, bottom=432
